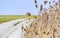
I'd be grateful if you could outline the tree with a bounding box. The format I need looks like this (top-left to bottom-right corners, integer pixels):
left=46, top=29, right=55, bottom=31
left=26, top=12, right=31, bottom=20
left=26, top=12, right=31, bottom=17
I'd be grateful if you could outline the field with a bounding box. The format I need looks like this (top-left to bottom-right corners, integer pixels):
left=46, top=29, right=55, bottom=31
left=0, top=15, right=35, bottom=23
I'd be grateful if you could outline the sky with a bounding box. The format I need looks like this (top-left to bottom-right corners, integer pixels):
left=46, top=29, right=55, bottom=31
left=0, top=0, right=58, bottom=15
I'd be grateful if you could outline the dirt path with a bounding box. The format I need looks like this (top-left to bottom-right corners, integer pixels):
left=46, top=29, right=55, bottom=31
left=0, top=19, right=34, bottom=38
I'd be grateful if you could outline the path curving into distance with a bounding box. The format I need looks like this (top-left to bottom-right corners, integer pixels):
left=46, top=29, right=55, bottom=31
left=0, top=19, right=34, bottom=38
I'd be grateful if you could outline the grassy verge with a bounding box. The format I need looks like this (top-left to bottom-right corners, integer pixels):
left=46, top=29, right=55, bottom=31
left=0, top=15, right=35, bottom=23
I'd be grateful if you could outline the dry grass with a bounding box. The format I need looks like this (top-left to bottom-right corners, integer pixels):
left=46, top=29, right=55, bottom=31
left=22, top=0, right=60, bottom=38
left=22, top=11, right=60, bottom=38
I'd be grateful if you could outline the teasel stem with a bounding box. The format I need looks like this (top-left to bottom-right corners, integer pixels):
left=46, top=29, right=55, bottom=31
left=53, top=28, right=56, bottom=38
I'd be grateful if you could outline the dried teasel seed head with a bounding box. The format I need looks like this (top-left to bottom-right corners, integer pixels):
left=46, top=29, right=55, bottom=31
left=43, top=32, right=46, bottom=34
left=44, top=1, right=48, bottom=4
left=27, top=31, right=29, bottom=33
left=47, top=32, right=49, bottom=35
left=55, top=2, right=58, bottom=5
left=24, top=28, right=26, bottom=31
left=49, top=2, right=50, bottom=4
left=35, top=32, right=38, bottom=35
left=35, top=4, right=38, bottom=8
left=40, top=5, right=43, bottom=11
left=22, top=25, right=24, bottom=30
left=22, top=26, right=24, bottom=30
left=34, top=0, right=37, bottom=3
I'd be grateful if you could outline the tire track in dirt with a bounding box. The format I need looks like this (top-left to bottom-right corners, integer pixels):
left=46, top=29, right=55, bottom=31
left=6, top=19, right=34, bottom=38
left=0, top=19, right=25, bottom=38
left=4, top=20, right=26, bottom=38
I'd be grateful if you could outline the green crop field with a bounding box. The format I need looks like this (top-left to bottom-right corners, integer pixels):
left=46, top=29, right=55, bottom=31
left=0, top=15, right=35, bottom=23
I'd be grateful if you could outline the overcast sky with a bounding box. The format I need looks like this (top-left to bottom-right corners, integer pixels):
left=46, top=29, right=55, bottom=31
left=0, top=0, right=58, bottom=15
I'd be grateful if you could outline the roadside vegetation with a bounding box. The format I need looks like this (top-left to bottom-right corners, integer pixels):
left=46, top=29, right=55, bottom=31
left=0, top=15, right=35, bottom=23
